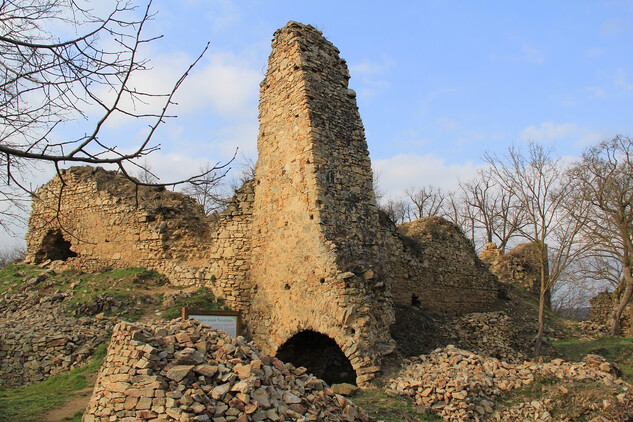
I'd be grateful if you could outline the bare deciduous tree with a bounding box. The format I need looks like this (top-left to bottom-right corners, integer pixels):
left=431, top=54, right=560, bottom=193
left=485, top=142, right=586, bottom=356
left=459, top=168, right=524, bottom=253
left=381, top=198, right=410, bottom=225
left=441, top=191, right=473, bottom=241
left=184, top=162, right=230, bottom=216
left=404, top=185, right=445, bottom=219
left=569, top=135, right=633, bottom=335
left=0, top=0, right=232, bottom=230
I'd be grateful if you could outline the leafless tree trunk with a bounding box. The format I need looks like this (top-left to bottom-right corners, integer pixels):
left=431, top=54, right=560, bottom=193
left=569, top=135, right=633, bottom=335
left=459, top=168, right=524, bottom=253
left=382, top=198, right=410, bottom=225
left=485, top=142, right=585, bottom=356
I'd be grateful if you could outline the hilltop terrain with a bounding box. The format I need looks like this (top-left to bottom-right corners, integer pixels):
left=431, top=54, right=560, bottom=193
left=1, top=263, right=632, bottom=421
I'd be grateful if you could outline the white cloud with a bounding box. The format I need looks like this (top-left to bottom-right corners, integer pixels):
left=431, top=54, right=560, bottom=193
left=520, top=45, right=545, bottom=65
left=585, top=86, right=606, bottom=98
left=489, top=44, right=545, bottom=65
left=520, top=122, right=578, bottom=142
left=372, top=153, right=481, bottom=199
left=349, top=58, right=396, bottom=99
left=350, top=58, right=396, bottom=75
left=182, top=52, right=262, bottom=117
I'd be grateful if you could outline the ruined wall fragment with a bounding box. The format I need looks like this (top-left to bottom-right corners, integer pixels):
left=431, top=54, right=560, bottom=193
left=385, top=216, right=500, bottom=314
left=249, top=21, right=394, bottom=384
left=480, top=241, right=550, bottom=308
left=25, top=167, right=255, bottom=316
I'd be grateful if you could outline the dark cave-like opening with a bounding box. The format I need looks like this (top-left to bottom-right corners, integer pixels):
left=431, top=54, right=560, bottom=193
left=276, top=330, right=356, bottom=385
left=34, top=229, right=78, bottom=263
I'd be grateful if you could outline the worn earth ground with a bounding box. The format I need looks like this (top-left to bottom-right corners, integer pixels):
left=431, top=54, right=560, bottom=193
left=1, top=263, right=632, bottom=421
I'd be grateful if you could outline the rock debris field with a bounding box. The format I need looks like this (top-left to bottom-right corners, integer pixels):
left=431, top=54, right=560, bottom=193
left=389, top=345, right=632, bottom=422
left=84, top=319, right=371, bottom=422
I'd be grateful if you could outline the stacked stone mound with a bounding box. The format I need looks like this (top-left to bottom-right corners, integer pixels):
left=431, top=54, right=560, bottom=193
left=575, top=320, right=610, bottom=339
left=388, top=346, right=632, bottom=422
left=0, top=273, right=114, bottom=387
left=445, top=312, right=528, bottom=363
left=84, top=319, right=372, bottom=421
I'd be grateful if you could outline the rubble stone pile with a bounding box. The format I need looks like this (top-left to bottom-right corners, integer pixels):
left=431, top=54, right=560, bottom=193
left=0, top=274, right=114, bottom=387
left=444, top=311, right=528, bottom=363
left=388, top=345, right=632, bottom=422
left=84, top=319, right=372, bottom=421
left=575, top=320, right=610, bottom=339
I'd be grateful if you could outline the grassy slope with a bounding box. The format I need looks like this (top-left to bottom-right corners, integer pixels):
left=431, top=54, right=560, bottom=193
left=0, top=264, right=226, bottom=421
left=553, top=337, right=633, bottom=382
left=0, top=344, right=106, bottom=422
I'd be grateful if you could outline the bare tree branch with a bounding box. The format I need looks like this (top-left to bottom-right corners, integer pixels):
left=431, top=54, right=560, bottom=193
left=0, top=0, right=232, bottom=231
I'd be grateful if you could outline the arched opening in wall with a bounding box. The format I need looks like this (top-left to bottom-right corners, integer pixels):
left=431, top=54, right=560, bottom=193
left=276, top=330, right=356, bottom=385
left=34, top=229, right=78, bottom=263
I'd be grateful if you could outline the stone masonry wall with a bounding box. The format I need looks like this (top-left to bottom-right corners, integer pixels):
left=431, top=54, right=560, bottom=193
left=249, top=22, right=394, bottom=383
left=480, top=242, right=551, bottom=308
left=589, top=291, right=632, bottom=335
left=26, top=167, right=255, bottom=317
left=384, top=216, right=500, bottom=314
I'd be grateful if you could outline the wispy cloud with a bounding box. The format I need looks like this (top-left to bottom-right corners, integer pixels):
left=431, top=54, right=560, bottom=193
left=373, top=153, right=481, bottom=198
left=614, top=68, right=633, bottom=91
left=585, top=47, right=604, bottom=59
left=585, top=86, right=606, bottom=98
left=601, top=18, right=631, bottom=36
left=349, top=58, right=396, bottom=99
left=520, top=122, right=578, bottom=142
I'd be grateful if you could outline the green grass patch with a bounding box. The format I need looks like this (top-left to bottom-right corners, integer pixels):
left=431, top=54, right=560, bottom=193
left=0, top=264, right=47, bottom=293
left=0, top=343, right=106, bottom=422
left=60, top=267, right=167, bottom=321
left=552, top=336, right=633, bottom=382
left=352, top=388, right=442, bottom=422
left=162, top=287, right=226, bottom=320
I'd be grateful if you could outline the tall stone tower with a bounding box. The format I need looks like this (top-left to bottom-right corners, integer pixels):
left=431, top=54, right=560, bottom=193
left=250, top=21, right=394, bottom=384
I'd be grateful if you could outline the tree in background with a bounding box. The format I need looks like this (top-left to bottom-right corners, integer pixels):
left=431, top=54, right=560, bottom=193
left=458, top=168, right=525, bottom=253
left=0, top=0, right=231, bottom=231
left=569, top=136, right=633, bottom=335
left=185, top=162, right=232, bottom=216
left=404, top=185, right=445, bottom=219
left=485, top=142, right=586, bottom=355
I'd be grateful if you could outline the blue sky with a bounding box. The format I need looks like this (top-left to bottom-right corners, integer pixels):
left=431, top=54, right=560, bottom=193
left=114, top=0, right=633, bottom=193
left=3, top=0, right=633, bottom=247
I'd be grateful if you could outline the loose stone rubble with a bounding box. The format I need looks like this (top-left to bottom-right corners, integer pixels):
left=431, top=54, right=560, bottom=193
left=388, top=346, right=632, bottom=422
left=84, top=319, right=372, bottom=421
left=0, top=272, right=114, bottom=387
left=444, top=311, right=528, bottom=363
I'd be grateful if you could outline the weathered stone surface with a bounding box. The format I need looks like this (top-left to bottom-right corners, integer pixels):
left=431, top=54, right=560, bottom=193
left=481, top=241, right=551, bottom=307
left=589, top=291, right=633, bottom=336
left=83, top=319, right=372, bottom=421
left=332, top=383, right=359, bottom=396
left=389, top=217, right=500, bottom=314
left=389, top=346, right=633, bottom=422
left=23, top=20, right=501, bottom=386
left=0, top=279, right=114, bottom=388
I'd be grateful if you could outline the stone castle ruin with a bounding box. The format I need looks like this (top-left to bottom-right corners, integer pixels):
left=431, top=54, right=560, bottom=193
left=25, top=22, right=500, bottom=385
